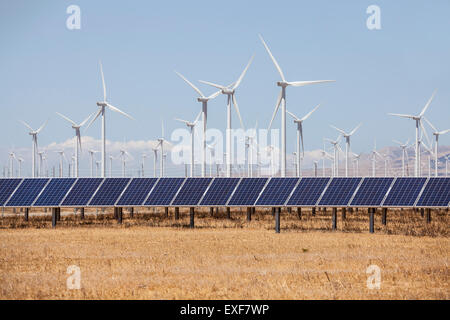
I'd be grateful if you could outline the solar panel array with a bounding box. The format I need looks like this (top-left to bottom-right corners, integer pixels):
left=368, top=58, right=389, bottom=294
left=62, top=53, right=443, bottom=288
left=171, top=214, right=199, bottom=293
left=0, top=177, right=448, bottom=208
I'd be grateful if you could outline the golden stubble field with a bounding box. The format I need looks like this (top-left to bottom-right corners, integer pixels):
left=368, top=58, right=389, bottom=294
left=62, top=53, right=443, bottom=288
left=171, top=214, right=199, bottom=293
left=0, top=207, right=448, bottom=299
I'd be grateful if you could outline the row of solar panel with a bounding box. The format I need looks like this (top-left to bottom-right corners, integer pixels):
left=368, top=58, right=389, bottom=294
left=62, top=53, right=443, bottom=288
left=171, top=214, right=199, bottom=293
left=0, top=177, right=448, bottom=208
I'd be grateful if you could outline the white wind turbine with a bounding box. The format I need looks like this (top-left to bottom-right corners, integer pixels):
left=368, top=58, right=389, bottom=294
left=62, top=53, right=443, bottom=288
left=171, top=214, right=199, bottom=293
left=330, top=123, right=362, bottom=177
left=259, top=34, right=335, bottom=177
left=175, top=71, right=222, bottom=177
left=109, top=155, right=115, bottom=177
left=8, top=151, right=15, bottom=178
left=17, top=157, right=24, bottom=177
left=352, top=152, right=361, bottom=177
left=87, top=61, right=134, bottom=178
left=119, top=147, right=133, bottom=177
left=199, top=56, right=254, bottom=177
left=246, top=121, right=258, bottom=178
left=325, top=135, right=342, bottom=177
left=388, top=90, right=436, bottom=177
left=207, top=142, right=216, bottom=178
left=95, top=161, right=101, bottom=177
left=175, top=111, right=201, bottom=177
left=151, top=146, right=158, bottom=178
left=286, top=103, right=321, bottom=177
left=56, top=112, right=93, bottom=178
left=393, top=139, right=410, bottom=177
left=55, top=150, right=68, bottom=177
left=423, top=118, right=449, bottom=177
left=20, top=119, right=48, bottom=178
left=155, top=121, right=170, bottom=177
left=141, top=153, right=147, bottom=177
left=88, top=149, right=99, bottom=177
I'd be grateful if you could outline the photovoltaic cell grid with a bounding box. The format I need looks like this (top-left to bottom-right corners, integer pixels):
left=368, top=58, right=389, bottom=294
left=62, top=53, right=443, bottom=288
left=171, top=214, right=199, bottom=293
left=116, top=178, right=158, bottom=206
left=318, top=178, right=362, bottom=207
left=256, top=178, right=299, bottom=206
left=0, top=179, right=22, bottom=206
left=88, top=178, right=130, bottom=206
left=382, top=178, right=427, bottom=207
left=200, top=178, right=241, bottom=206
left=416, top=178, right=450, bottom=207
left=33, top=178, right=77, bottom=207
left=172, top=178, right=212, bottom=206
left=61, top=178, right=104, bottom=207
left=5, top=178, right=49, bottom=207
left=144, top=178, right=185, bottom=206
left=287, top=177, right=330, bottom=206
left=350, top=177, right=394, bottom=207
left=227, top=178, right=268, bottom=206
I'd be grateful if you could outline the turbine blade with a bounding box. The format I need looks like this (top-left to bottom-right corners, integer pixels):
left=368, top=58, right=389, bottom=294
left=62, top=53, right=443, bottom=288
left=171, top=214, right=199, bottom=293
left=438, top=129, right=450, bottom=135
left=392, top=139, right=403, bottom=145
left=300, top=125, right=304, bottom=156
left=99, top=60, right=107, bottom=101
left=86, top=109, right=102, bottom=129
left=80, top=112, right=96, bottom=127
left=175, top=71, right=204, bottom=97
left=423, top=117, right=437, bottom=133
left=258, top=34, right=286, bottom=81
left=56, top=112, right=76, bottom=126
left=174, top=118, right=190, bottom=125
left=388, top=113, right=415, bottom=119
left=193, top=110, right=202, bottom=125
left=300, top=103, right=321, bottom=121
left=20, top=120, right=34, bottom=132
left=106, top=103, right=134, bottom=120
left=419, top=89, right=437, bottom=117
left=330, top=125, right=346, bottom=136
left=268, top=89, right=282, bottom=130
left=349, top=123, right=362, bottom=136
left=287, top=80, right=335, bottom=87
left=233, top=54, right=254, bottom=90
left=420, top=120, right=431, bottom=147
left=36, top=119, right=48, bottom=133
left=198, top=80, right=225, bottom=90
left=207, top=89, right=222, bottom=100
left=286, top=109, right=299, bottom=121
left=232, top=94, right=245, bottom=129
left=77, top=131, right=82, bottom=153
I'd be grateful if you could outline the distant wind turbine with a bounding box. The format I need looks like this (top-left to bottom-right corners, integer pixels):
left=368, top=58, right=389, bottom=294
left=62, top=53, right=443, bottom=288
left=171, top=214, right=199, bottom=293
left=175, top=111, right=201, bottom=177
left=393, top=139, right=410, bottom=177
left=20, top=119, right=48, bottom=178
left=423, top=117, right=449, bottom=176
left=330, top=123, right=362, bottom=177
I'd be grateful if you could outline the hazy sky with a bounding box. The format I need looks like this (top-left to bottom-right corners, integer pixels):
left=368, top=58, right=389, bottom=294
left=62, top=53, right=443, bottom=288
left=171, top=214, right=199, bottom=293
left=0, top=0, right=449, bottom=175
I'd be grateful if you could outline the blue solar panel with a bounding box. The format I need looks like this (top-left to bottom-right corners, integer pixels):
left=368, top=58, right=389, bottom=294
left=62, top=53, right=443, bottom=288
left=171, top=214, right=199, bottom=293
left=256, top=178, right=299, bottom=206
left=61, top=178, right=104, bottom=207
left=382, top=177, right=427, bottom=207
left=227, top=178, right=268, bottom=206
left=144, top=178, right=185, bottom=206
left=416, top=178, right=450, bottom=207
left=350, top=177, right=394, bottom=207
left=0, top=179, right=22, bottom=206
left=33, top=178, right=77, bottom=207
left=287, top=177, right=330, bottom=206
left=172, top=178, right=213, bottom=206
left=5, top=178, right=49, bottom=207
left=318, top=178, right=361, bottom=207
left=88, top=178, right=131, bottom=206
left=200, top=178, right=241, bottom=206
left=116, top=178, right=158, bottom=206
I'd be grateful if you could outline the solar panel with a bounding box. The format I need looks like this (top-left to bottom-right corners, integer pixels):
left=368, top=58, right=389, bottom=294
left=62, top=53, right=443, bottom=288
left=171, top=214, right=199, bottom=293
left=0, top=179, right=22, bottom=206
left=199, top=178, right=241, bottom=206
left=318, top=177, right=361, bottom=207
left=382, top=177, right=427, bottom=207
left=5, top=178, right=49, bottom=207
left=61, top=178, right=104, bottom=207
left=88, top=178, right=131, bottom=206
left=227, top=178, right=268, bottom=206
left=415, top=178, right=450, bottom=208
left=172, top=178, right=213, bottom=206
left=116, top=178, right=158, bottom=206
left=33, top=178, right=77, bottom=207
left=350, top=177, right=394, bottom=207
left=256, top=178, right=299, bottom=206
left=144, top=178, right=185, bottom=206
left=286, top=177, right=330, bottom=207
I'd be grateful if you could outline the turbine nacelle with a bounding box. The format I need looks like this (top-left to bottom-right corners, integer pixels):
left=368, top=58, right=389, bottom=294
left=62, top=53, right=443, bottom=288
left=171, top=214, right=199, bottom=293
left=276, top=81, right=289, bottom=88
left=96, top=102, right=107, bottom=107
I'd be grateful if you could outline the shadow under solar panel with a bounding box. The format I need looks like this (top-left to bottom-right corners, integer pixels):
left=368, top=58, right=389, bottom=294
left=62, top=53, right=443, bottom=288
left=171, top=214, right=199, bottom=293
left=61, top=178, right=104, bottom=207
left=144, top=178, right=185, bottom=206
left=382, top=177, right=427, bottom=207
left=199, top=178, right=241, bottom=206
left=116, top=178, right=158, bottom=206
left=5, top=178, right=49, bottom=207
left=286, top=177, right=330, bottom=207
left=350, top=177, right=394, bottom=207
left=33, top=178, right=77, bottom=207
left=318, top=177, right=361, bottom=207
left=415, top=177, right=450, bottom=208
left=227, top=178, right=268, bottom=206
left=0, top=179, right=22, bottom=206
left=256, top=178, right=299, bottom=206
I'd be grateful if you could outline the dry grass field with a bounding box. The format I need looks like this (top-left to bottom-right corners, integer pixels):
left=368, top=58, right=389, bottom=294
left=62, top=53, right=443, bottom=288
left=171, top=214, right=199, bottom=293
left=0, top=207, right=448, bottom=299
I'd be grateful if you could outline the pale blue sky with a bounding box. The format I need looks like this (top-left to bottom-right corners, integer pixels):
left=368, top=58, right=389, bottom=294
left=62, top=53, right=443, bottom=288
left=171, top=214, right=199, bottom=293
left=0, top=0, right=449, bottom=175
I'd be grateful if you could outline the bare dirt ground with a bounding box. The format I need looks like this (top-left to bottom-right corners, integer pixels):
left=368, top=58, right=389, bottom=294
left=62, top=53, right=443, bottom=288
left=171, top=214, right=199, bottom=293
left=0, top=207, right=448, bottom=299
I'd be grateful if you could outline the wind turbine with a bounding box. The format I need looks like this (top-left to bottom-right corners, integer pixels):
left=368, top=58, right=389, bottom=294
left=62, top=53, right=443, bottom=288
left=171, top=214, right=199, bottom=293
left=325, top=135, right=342, bottom=177
left=286, top=103, right=321, bottom=177
left=352, top=152, right=361, bottom=177
left=119, top=148, right=133, bottom=177
left=259, top=34, right=335, bottom=177
left=17, top=157, right=24, bottom=177
left=388, top=90, right=436, bottom=177
left=207, top=142, right=216, bottom=178
left=330, top=123, right=362, bottom=177
left=423, top=118, right=449, bottom=176
left=8, top=151, right=15, bottom=178
left=393, top=139, right=410, bottom=177
left=141, top=153, right=147, bottom=177
left=199, top=56, right=253, bottom=177
left=88, top=149, right=99, bottom=177
left=20, top=119, right=48, bottom=178
left=245, top=121, right=258, bottom=178
left=55, top=150, right=68, bottom=177
left=155, top=120, right=170, bottom=177
left=151, top=146, right=158, bottom=178
left=175, top=71, right=221, bottom=177
left=87, top=61, right=134, bottom=178
left=175, top=111, right=201, bottom=177
left=109, top=155, right=115, bottom=177
left=95, top=161, right=101, bottom=177
left=56, top=112, right=93, bottom=178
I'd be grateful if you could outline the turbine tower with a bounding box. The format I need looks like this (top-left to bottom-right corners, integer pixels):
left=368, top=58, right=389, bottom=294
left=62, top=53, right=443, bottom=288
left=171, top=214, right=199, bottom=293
left=388, top=90, right=436, bottom=177
left=175, top=111, right=201, bottom=177
left=199, top=56, right=253, bottom=177
left=330, top=123, right=362, bottom=177
left=175, top=71, right=221, bottom=177
left=325, top=136, right=342, bottom=177
left=286, top=103, right=321, bottom=177
left=55, top=150, right=67, bottom=177
left=87, top=61, right=134, bottom=178
left=393, top=139, right=409, bottom=177
left=155, top=120, right=170, bottom=177
left=88, top=149, right=99, bottom=177
left=17, top=157, right=24, bottom=177
left=259, top=34, right=335, bottom=177
left=423, top=118, right=449, bottom=176
left=20, top=120, right=47, bottom=178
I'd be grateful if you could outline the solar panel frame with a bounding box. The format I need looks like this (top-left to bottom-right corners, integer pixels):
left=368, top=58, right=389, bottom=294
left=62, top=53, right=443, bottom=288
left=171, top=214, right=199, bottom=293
left=115, top=178, right=159, bottom=207
left=286, top=177, right=331, bottom=207
left=5, top=178, right=50, bottom=207
left=60, top=178, right=105, bottom=207
left=381, top=177, right=427, bottom=208
left=255, top=177, right=300, bottom=207
left=226, top=178, right=269, bottom=207
left=87, top=178, right=132, bottom=207
left=143, top=177, right=186, bottom=207
left=198, top=178, right=242, bottom=207
left=317, top=177, right=362, bottom=207
left=349, top=177, right=395, bottom=208
left=32, top=178, right=77, bottom=207
left=415, top=177, right=450, bottom=208
left=171, top=177, right=213, bottom=206
left=0, top=178, right=23, bottom=206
